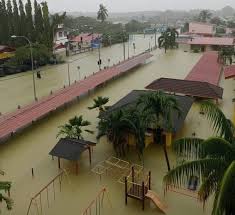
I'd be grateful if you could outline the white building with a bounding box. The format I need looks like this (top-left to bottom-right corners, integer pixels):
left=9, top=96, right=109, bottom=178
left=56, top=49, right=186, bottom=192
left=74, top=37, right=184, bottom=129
left=54, top=24, right=68, bottom=45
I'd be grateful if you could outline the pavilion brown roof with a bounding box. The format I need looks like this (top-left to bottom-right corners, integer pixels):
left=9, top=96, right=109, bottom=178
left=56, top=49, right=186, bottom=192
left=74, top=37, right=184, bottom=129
left=145, top=78, right=223, bottom=99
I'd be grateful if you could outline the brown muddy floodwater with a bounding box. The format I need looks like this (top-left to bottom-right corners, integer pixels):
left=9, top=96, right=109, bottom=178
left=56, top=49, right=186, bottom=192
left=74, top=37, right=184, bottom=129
left=0, top=35, right=234, bottom=215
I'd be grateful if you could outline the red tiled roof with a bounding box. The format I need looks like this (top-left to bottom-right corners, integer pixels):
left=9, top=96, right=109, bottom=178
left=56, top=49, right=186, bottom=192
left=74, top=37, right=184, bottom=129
left=185, top=51, right=222, bottom=86
left=145, top=78, right=223, bottom=99
left=224, top=65, right=235, bottom=79
left=0, top=52, right=153, bottom=142
left=187, top=37, right=234, bottom=46
left=189, top=22, right=214, bottom=35
left=70, top=33, right=101, bottom=43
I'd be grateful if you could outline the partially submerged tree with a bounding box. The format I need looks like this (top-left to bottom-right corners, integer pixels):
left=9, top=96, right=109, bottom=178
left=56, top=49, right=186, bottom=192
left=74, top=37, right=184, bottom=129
left=97, top=4, right=108, bottom=23
left=164, top=101, right=235, bottom=214
left=158, top=28, right=179, bottom=53
left=0, top=170, right=13, bottom=213
left=97, top=107, right=153, bottom=157
left=88, top=96, right=109, bottom=112
left=57, top=115, right=93, bottom=140
left=137, top=91, right=181, bottom=171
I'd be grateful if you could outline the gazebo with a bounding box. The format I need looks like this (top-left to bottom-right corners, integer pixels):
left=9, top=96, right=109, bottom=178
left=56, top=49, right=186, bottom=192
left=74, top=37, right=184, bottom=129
left=49, top=138, right=96, bottom=174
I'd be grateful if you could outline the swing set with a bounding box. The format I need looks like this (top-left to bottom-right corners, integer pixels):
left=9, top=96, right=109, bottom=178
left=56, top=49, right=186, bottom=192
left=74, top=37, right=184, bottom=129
left=26, top=169, right=69, bottom=215
left=81, top=187, right=112, bottom=215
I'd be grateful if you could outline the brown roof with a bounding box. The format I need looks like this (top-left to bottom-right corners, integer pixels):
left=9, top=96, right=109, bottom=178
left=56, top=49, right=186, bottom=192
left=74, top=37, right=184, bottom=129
left=145, top=78, right=223, bottom=99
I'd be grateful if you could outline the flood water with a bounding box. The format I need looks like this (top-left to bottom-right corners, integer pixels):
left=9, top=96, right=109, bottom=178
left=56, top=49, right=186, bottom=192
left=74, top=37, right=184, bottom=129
left=0, top=35, right=234, bottom=215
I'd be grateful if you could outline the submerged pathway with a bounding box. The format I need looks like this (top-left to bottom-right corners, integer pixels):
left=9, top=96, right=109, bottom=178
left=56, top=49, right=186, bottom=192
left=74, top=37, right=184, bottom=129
left=0, top=52, right=152, bottom=142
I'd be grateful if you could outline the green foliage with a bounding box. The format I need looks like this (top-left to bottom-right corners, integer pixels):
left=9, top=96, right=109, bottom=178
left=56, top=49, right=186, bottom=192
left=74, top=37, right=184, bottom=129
left=0, top=0, right=66, bottom=51
left=57, top=115, right=93, bottom=140
left=158, top=28, right=179, bottom=53
left=164, top=102, right=235, bottom=214
left=10, top=43, right=51, bottom=66
left=97, top=107, right=152, bottom=156
left=97, top=4, right=108, bottom=22
left=197, top=10, right=212, bottom=23
left=125, top=20, right=149, bottom=33
left=218, top=46, right=234, bottom=65
left=137, top=91, right=182, bottom=131
left=88, top=96, right=109, bottom=111
left=0, top=170, right=13, bottom=212
left=200, top=101, right=235, bottom=143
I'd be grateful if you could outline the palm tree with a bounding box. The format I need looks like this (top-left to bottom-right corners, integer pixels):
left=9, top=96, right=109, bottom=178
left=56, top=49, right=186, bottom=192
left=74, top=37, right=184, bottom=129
left=198, top=10, right=212, bottom=23
left=218, top=47, right=234, bottom=65
left=88, top=96, right=109, bottom=112
left=0, top=170, right=13, bottom=213
left=97, top=4, right=108, bottom=23
left=164, top=101, right=235, bottom=214
left=97, top=107, right=152, bottom=157
left=158, top=28, right=179, bottom=53
left=137, top=91, right=182, bottom=171
left=57, top=115, right=93, bottom=139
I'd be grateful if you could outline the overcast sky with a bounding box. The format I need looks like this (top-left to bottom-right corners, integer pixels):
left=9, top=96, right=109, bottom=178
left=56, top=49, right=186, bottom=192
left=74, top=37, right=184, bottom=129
left=40, top=0, right=235, bottom=13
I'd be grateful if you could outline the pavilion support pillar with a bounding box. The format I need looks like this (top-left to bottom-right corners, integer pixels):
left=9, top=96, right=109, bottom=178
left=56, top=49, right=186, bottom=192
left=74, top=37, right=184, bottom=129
left=88, top=147, right=92, bottom=166
left=165, top=132, right=172, bottom=147
left=58, top=158, right=61, bottom=169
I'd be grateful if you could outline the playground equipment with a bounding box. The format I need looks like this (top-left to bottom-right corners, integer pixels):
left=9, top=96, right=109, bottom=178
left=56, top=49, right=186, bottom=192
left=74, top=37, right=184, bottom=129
left=125, top=166, right=167, bottom=213
left=81, top=187, right=112, bottom=215
left=91, top=156, right=144, bottom=183
left=26, top=169, right=69, bottom=215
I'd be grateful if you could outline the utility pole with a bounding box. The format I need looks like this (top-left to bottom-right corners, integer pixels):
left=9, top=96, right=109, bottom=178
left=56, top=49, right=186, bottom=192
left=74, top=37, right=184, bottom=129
left=154, top=24, right=157, bottom=48
left=11, top=35, right=37, bottom=101
left=98, top=42, right=101, bottom=70
left=128, top=34, right=130, bottom=59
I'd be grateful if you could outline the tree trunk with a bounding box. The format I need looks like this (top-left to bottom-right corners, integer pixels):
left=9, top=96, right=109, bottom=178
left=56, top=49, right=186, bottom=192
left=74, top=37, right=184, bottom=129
left=163, top=143, right=171, bottom=171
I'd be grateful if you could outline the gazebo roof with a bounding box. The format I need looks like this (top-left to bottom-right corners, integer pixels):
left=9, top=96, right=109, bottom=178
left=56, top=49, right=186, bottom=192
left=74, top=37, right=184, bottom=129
left=100, top=90, right=194, bottom=133
left=49, top=138, right=96, bottom=161
left=146, top=78, right=223, bottom=99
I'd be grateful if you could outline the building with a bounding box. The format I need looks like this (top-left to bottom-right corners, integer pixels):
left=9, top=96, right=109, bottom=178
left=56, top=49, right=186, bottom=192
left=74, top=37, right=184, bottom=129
left=177, top=36, right=235, bottom=52
left=69, top=33, right=101, bottom=53
left=187, top=37, right=234, bottom=52
left=53, top=24, right=68, bottom=45
left=188, top=22, right=215, bottom=37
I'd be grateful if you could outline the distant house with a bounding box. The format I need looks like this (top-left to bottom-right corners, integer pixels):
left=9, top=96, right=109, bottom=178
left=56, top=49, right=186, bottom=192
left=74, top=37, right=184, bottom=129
left=69, top=33, right=101, bottom=50
left=188, top=22, right=215, bottom=37
left=54, top=24, right=68, bottom=45
left=177, top=36, right=235, bottom=52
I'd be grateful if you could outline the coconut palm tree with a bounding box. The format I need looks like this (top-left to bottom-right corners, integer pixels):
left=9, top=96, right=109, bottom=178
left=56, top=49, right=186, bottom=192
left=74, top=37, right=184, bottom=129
left=97, top=107, right=152, bottom=157
left=97, top=4, right=108, bottom=23
left=88, top=96, right=109, bottom=112
left=164, top=101, right=235, bottom=214
left=0, top=170, right=13, bottom=213
left=137, top=91, right=182, bottom=171
left=158, top=28, right=179, bottom=53
left=198, top=10, right=212, bottom=23
left=57, top=115, right=93, bottom=139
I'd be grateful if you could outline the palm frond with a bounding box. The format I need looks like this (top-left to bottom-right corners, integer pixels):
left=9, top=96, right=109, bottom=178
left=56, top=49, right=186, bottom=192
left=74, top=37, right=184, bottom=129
left=164, top=158, right=227, bottom=190
left=0, top=193, right=13, bottom=210
left=203, top=137, right=234, bottom=160
left=212, top=161, right=235, bottom=215
left=198, top=170, right=222, bottom=203
left=200, top=101, right=234, bottom=143
left=173, top=138, right=205, bottom=160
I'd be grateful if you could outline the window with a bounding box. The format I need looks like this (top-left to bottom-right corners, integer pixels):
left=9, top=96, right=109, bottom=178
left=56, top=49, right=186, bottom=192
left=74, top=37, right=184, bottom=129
left=64, top=31, right=67, bottom=37
left=58, top=32, right=63, bottom=37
